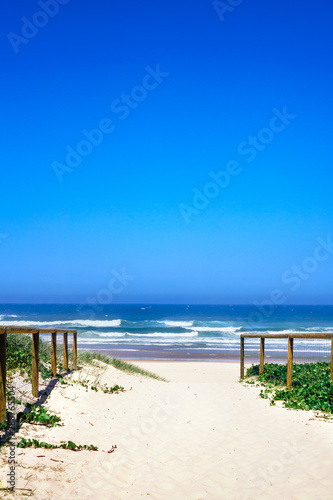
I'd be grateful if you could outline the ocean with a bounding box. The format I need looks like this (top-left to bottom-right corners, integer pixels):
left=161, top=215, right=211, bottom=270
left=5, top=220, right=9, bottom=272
left=1, top=304, right=333, bottom=361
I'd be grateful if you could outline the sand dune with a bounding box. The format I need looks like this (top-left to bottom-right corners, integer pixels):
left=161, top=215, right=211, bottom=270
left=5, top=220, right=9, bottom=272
left=1, top=361, right=333, bottom=499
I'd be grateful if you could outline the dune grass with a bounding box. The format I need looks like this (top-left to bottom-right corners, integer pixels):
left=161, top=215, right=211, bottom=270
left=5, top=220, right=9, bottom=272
left=6, top=333, right=165, bottom=381
left=77, top=350, right=166, bottom=380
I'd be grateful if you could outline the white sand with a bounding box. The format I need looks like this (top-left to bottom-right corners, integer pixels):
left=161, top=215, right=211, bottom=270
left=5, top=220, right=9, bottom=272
left=1, top=361, right=333, bottom=499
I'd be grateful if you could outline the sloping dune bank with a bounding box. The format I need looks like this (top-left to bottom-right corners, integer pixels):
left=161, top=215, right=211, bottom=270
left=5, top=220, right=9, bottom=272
left=1, top=361, right=333, bottom=499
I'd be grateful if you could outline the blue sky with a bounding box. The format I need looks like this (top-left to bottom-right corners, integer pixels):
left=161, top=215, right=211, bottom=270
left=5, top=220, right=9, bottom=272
left=1, top=0, right=333, bottom=304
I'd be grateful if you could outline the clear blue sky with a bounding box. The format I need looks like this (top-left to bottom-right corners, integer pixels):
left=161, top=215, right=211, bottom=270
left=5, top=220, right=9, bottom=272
left=1, top=0, right=333, bottom=304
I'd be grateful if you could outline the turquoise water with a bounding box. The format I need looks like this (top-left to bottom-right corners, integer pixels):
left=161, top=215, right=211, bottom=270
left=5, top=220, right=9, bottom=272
left=1, top=304, right=332, bottom=360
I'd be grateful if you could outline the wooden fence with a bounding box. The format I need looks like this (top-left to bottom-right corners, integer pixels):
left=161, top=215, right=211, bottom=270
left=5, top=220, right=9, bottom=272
left=0, top=327, right=78, bottom=422
left=240, top=332, right=333, bottom=386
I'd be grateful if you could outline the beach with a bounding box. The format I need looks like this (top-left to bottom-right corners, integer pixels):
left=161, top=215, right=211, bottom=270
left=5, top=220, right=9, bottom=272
left=1, top=360, right=333, bottom=499
left=2, top=0, right=332, bottom=498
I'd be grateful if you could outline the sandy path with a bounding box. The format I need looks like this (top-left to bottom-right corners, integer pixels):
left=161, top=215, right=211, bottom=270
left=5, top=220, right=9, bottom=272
left=1, top=361, right=333, bottom=499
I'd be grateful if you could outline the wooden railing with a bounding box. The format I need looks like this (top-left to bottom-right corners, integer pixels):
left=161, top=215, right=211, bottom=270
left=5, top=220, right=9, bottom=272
left=0, top=327, right=78, bottom=422
left=240, top=332, right=333, bottom=386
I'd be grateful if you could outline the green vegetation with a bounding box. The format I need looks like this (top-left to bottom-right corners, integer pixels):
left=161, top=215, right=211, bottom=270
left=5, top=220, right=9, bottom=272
left=18, top=404, right=61, bottom=427
left=6, top=334, right=33, bottom=375
left=102, top=384, right=124, bottom=394
left=6, top=334, right=52, bottom=379
left=17, top=438, right=98, bottom=451
left=2, top=334, right=162, bottom=433
left=2, top=334, right=146, bottom=455
left=246, top=362, right=333, bottom=413
left=81, top=382, right=124, bottom=393
left=6, top=333, right=164, bottom=381
left=77, top=350, right=166, bottom=380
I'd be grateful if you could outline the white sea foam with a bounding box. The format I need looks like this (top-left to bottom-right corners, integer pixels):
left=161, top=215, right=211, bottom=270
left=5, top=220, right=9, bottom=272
left=95, top=331, right=126, bottom=338
left=78, top=330, right=199, bottom=340
left=160, top=320, right=194, bottom=327
left=262, top=329, right=333, bottom=335
left=75, top=335, right=241, bottom=345
left=241, top=329, right=311, bottom=336
left=304, top=326, right=333, bottom=332
left=187, top=326, right=241, bottom=334
left=127, top=331, right=198, bottom=338
left=160, top=320, right=242, bottom=333
left=262, top=329, right=298, bottom=335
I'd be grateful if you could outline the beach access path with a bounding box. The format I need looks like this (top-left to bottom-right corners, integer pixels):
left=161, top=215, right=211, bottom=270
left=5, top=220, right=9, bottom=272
left=1, top=361, right=333, bottom=499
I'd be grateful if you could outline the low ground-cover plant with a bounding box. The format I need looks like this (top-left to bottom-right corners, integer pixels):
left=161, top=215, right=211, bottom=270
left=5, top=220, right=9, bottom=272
left=17, top=438, right=98, bottom=451
left=18, top=404, right=61, bottom=427
left=40, top=363, right=53, bottom=380
left=71, top=379, right=125, bottom=394
left=245, top=362, right=333, bottom=413
left=102, top=384, right=124, bottom=394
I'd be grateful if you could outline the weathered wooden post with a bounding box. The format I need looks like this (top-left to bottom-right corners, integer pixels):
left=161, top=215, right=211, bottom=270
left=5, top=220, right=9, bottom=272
left=63, top=331, right=68, bottom=371
left=287, top=336, right=294, bottom=387
left=55, top=330, right=69, bottom=371
left=0, top=327, right=6, bottom=423
left=73, top=330, right=77, bottom=368
left=51, top=331, right=57, bottom=377
left=240, top=335, right=244, bottom=379
left=259, top=337, right=265, bottom=375
left=331, top=334, right=333, bottom=383
left=32, top=330, right=39, bottom=397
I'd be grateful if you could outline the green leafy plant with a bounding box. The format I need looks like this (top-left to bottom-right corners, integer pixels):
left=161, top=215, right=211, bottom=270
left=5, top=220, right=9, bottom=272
left=40, top=363, right=53, bottom=380
left=0, top=418, right=8, bottom=431
left=75, top=381, right=124, bottom=393
left=6, top=333, right=54, bottom=380
left=6, top=334, right=33, bottom=376
left=18, top=404, right=61, bottom=427
left=102, top=384, right=125, bottom=394
left=62, top=440, right=97, bottom=451
left=245, top=362, right=333, bottom=413
left=17, top=438, right=98, bottom=451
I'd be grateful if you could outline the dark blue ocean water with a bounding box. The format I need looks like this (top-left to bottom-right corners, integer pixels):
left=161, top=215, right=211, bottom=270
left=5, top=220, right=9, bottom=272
left=1, top=304, right=333, bottom=360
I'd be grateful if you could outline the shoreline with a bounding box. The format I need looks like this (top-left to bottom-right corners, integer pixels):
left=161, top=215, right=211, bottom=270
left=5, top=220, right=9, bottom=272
left=80, top=346, right=241, bottom=362
left=78, top=346, right=293, bottom=365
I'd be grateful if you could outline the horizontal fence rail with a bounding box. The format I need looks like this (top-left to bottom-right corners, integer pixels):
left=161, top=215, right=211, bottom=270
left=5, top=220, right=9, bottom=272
left=240, top=333, right=333, bottom=386
left=0, top=326, right=78, bottom=422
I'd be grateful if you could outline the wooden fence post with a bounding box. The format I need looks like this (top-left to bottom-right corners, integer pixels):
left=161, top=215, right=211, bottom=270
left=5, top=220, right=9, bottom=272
left=51, top=331, right=57, bottom=377
left=331, top=335, right=333, bottom=383
left=63, top=331, right=68, bottom=371
left=240, top=336, right=244, bottom=379
left=32, top=331, right=39, bottom=397
left=73, top=331, right=77, bottom=368
left=259, top=337, right=265, bottom=375
left=0, top=328, right=6, bottom=423
left=287, top=336, right=294, bottom=387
